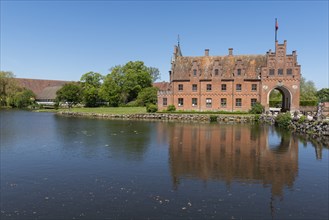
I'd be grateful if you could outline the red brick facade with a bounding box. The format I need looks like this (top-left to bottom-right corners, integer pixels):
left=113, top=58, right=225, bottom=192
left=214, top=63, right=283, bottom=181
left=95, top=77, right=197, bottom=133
left=158, top=40, right=301, bottom=112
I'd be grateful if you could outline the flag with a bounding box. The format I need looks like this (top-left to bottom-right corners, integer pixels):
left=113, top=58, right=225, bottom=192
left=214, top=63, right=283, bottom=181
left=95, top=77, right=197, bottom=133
left=275, top=19, right=279, bottom=31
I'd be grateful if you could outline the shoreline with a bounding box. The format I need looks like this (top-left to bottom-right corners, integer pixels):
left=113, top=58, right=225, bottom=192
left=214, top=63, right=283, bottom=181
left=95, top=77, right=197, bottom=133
left=57, top=111, right=258, bottom=123
left=56, top=110, right=329, bottom=146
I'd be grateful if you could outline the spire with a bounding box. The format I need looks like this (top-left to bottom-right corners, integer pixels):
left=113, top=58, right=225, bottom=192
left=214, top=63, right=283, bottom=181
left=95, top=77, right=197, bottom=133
left=176, top=34, right=182, bottom=57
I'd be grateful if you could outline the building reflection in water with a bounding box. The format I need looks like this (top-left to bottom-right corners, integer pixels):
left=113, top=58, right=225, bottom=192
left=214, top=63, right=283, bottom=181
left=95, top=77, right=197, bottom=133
left=167, top=123, right=299, bottom=198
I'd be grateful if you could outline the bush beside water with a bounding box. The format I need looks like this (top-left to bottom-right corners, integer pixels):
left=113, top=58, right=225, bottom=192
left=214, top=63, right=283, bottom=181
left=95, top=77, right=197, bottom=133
left=275, top=112, right=292, bottom=129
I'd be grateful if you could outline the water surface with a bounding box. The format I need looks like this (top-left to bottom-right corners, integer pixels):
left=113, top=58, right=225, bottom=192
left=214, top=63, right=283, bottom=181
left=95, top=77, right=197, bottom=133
left=1, top=110, right=328, bottom=219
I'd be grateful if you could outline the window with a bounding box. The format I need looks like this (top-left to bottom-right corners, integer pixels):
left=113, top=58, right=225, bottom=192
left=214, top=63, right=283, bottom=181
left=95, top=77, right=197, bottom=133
left=278, top=69, right=283, bottom=75
left=163, top=98, right=167, bottom=106
left=236, top=84, right=242, bottom=91
left=178, top=84, right=183, bottom=91
left=237, top=69, right=241, bottom=76
left=207, top=84, right=212, bottom=91
left=269, top=69, right=275, bottom=75
left=251, top=98, right=257, bottom=106
left=192, top=84, right=197, bottom=91
left=206, top=98, right=212, bottom=107
left=236, top=98, right=242, bottom=107
left=215, top=69, right=219, bottom=76
left=193, top=69, right=197, bottom=76
left=251, top=84, right=257, bottom=91
left=221, top=98, right=227, bottom=107
left=178, top=98, right=184, bottom=106
left=192, top=98, right=198, bottom=106
left=287, top=68, right=292, bottom=75
left=221, top=84, right=227, bottom=91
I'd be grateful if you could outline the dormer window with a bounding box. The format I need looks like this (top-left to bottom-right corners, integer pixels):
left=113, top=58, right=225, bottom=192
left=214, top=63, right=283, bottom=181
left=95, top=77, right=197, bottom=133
left=278, top=69, right=283, bottom=75
left=193, top=69, right=197, bottom=76
left=237, top=69, right=241, bottom=76
left=215, top=69, right=219, bottom=76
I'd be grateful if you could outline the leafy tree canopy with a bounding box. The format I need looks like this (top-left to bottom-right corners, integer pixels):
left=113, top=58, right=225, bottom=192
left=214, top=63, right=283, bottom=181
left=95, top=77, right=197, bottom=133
left=80, top=72, right=104, bottom=107
left=300, top=77, right=318, bottom=101
left=9, top=88, right=36, bottom=108
left=0, top=71, right=19, bottom=106
left=146, top=67, right=161, bottom=82
left=316, top=88, right=329, bottom=102
left=136, top=87, right=158, bottom=106
left=101, top=61, right=154, bottom=106
left=56, top=83, right=82, bottom=108
left=80, top=71, right=103, bottom=88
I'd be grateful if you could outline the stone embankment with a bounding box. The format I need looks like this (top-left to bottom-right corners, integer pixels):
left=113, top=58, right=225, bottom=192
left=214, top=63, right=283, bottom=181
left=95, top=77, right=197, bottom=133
left=259, top=113, right=329, bottom=144
left=290, top=120, right=329, bottom=146
left=57, top=111, right=257, bottom=123
left=290, top=120, right=329, bottom=136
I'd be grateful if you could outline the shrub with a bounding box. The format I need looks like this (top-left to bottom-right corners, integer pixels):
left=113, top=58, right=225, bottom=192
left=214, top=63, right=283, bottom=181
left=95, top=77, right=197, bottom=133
left=275, top=112, right=292, bottom=129
left=298, top=115, right=306, bottom=123
left=209, top=115, right=218, bottom=122
left=300, top=100, right=318, bottom=106
left=125, top=100, right=139, bottom=107
left=146, top=104, right=158, bottom=113
left=166, top=105, right=176, bottom=112
left=249, top=102, right=264, bottom=114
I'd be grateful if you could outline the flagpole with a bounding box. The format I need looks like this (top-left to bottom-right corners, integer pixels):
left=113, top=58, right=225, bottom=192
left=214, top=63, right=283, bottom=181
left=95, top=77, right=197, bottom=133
left=275, top=18, right=278, bottom=42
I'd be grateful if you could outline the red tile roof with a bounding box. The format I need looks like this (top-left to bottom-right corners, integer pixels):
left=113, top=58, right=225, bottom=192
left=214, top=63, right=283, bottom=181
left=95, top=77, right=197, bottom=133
left=153, top=82, right=170, bottom=91
left=15, top=78, right=71, bottom=99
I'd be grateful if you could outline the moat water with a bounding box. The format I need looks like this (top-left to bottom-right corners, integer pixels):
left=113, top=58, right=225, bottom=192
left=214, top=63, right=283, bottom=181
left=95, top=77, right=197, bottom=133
left=1, top=110, right=328, bottom=219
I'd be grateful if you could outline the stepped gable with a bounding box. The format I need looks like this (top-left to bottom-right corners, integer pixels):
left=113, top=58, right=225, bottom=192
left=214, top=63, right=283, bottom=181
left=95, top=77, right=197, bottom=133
left=172, top=54, right=266, bottom=80
left=15, top=78, right=70, bottom=99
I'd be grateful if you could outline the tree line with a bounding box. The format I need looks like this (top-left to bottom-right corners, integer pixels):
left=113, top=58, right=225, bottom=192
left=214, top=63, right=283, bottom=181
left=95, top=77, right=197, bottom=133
left=0, top=71, right=36, bottom=108
left=56, top=61, right=159, bottom=110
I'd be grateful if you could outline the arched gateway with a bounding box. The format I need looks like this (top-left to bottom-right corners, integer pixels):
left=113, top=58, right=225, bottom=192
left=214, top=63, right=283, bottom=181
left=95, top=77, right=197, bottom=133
left=157, top=40, right=301, bottom=112
left=267, top=86, right=292, bottom=112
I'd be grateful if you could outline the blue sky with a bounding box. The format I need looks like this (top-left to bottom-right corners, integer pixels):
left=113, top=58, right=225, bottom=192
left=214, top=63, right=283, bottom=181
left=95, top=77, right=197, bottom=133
left=1, top=1, right=328, bottom=89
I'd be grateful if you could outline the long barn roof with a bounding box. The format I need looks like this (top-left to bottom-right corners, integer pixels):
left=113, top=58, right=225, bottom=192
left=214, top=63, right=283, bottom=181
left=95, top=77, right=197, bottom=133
left=15, top=78, right=71, bottom=99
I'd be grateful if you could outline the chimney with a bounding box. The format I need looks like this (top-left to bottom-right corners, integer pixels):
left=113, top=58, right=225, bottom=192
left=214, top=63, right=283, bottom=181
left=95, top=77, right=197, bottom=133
left=205, top=49, right=209, bottom=56
left=228, top=48, right=233, bottom=56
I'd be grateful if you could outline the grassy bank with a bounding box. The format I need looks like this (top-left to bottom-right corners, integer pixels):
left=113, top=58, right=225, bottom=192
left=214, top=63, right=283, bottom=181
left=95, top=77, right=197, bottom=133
left=36, top=107, right=147, bottom=114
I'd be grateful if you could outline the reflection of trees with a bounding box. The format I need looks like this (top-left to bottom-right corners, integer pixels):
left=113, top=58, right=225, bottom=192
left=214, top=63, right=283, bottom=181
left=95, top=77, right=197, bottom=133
left=55, top=116, right=151, bottom=160
left=168, top=123, right=299, bottom=197
left=268, top=127, right=291, bottom=153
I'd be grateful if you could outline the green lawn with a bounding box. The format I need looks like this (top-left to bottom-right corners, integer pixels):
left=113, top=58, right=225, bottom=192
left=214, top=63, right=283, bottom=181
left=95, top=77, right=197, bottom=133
left=68, top=107, right=147, bottom=114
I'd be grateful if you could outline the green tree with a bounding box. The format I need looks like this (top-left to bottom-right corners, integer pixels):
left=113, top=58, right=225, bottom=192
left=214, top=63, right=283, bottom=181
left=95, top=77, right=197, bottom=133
left=80, top=71, right=103, bottom=88
left=316, top=88, right=329, bottom=102
left=269, top=89, right=282, bottom=107
left=300, top=77, right=318, bottom=102
left=0, top=71, right=18, bottom=106
left=136, top=87, right=158, bottom=106
left=146, top=67, right=161, bottom=82
left=100, top=61, right=153, bottom=106
left=100, top=67, right=125, bottom=107
left=80, top=72, right=103, bottom=107
left=56, top=83, right=82, bottom=108
left=9, top=88, right=36, bottom=108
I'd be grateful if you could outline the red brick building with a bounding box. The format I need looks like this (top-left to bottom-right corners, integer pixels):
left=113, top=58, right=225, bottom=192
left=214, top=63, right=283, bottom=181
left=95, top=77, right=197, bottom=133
left=157, top=40, right=301, bottom=112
